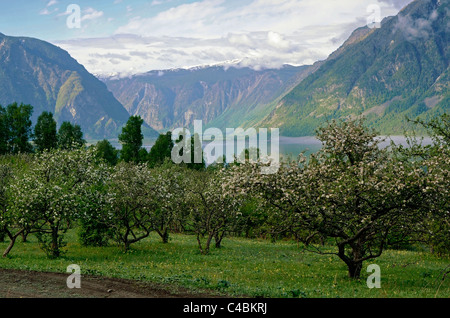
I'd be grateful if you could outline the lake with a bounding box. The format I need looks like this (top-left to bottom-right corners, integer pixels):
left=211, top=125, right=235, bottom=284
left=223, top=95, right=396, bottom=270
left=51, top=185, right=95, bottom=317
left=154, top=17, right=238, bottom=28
left=101, top=135, right=434, bottom=163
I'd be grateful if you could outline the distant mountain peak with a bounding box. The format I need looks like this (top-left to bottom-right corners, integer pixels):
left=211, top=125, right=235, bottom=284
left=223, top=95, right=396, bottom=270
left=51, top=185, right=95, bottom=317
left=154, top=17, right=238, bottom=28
left=0, top=33, right=158, bottom=139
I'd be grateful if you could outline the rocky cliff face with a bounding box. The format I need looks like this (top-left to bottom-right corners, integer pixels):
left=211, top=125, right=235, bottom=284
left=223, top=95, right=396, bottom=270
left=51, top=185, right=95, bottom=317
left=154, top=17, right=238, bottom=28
left=104, top=64, right=311, bottom=131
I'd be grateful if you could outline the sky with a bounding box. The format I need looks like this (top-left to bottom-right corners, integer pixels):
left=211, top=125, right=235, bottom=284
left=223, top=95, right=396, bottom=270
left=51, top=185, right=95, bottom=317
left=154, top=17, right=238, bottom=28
left=0, top=0, right=414, bottom=77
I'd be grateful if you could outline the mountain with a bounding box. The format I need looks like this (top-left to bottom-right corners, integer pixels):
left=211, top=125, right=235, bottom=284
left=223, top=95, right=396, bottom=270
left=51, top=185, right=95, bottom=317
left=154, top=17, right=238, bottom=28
left=103, top=64, right=312, bottom=132
left=0, top=33, right=158, bottom=139
left=259, top=0, right=449, bottom=136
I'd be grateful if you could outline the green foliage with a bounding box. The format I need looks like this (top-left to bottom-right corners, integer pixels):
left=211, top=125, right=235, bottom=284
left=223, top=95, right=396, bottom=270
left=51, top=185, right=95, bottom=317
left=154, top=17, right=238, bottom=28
left=150, top=161, right=189, bottom=243
left=35, top=231, right=67, bottom=259
left=0, top=103, right=33, bottom=154
left=410, top=113, right=450, bottom=146
left=0, top=114, right=448, bottom=286
left=228, top=118, right=448, bottom=279
left=94, top=139, right=119, bottom=166
left=104, top=162, right=156, bottom=250
left=231, top=199, right=269, bottom=239
left=78, top=217, right=111, bottom=247
left=173, top=132, right=206, bottom=171
left=148, top=132, right=174, bottom=168
left=57, top=121, right=86, bottom=150
left=0, top=165, right=11, bottom=243
left=188, top=133, right=206, bottom=171
left=426, top=220, right=450, bottom=256
left=409, top=114, right=450, bottom=256
left=6, top=148, right=106, bottom=258
left=186, top=169, right=242, bottom=254
left=119, top=116, right=144, bottom=163
left=0, top=106, right=8, bottom=155
left=34, top=111, right=58, bottom=152
left=138, top=148, right=149, bottom=163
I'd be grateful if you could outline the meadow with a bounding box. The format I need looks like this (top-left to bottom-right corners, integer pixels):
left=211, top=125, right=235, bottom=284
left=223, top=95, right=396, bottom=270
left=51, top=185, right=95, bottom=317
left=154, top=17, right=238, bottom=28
left=1, top=230, right=448, bottom=298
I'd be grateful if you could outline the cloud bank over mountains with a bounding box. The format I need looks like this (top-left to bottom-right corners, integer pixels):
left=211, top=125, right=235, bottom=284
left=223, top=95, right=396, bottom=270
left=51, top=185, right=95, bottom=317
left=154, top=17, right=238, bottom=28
left=51, top=0, right=415, bottom=77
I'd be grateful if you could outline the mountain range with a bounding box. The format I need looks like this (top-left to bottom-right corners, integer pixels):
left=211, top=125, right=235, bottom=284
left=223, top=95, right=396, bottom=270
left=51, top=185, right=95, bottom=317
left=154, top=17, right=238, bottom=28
left=259, top=0, right=449, bottom=136
left=103, top=64, right=313, bottom=132
left=0, top=33, right=158, bottom=139
left=0, top=0, right=448, bottom=139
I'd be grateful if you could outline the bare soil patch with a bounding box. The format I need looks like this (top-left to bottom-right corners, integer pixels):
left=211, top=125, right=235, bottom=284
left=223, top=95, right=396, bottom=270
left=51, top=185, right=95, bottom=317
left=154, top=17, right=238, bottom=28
left=0, top=268, right=222, bottom=298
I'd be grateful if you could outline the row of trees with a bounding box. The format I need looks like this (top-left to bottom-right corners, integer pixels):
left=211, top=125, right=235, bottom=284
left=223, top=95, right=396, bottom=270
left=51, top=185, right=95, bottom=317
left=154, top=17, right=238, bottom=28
left=0, top=149, right=239, bottom=258
left=0, top=103, right=86, bottom=154
left=0, top=107, right=448, bottom=279
left=0, top=103, right=181, bottom=168
left=0, top=102, right=113, bottom=159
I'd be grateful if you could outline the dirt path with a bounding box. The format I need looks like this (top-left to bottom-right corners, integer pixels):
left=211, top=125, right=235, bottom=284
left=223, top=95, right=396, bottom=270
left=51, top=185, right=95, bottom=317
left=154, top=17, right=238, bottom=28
left=0, top=269, right=222, bottom=298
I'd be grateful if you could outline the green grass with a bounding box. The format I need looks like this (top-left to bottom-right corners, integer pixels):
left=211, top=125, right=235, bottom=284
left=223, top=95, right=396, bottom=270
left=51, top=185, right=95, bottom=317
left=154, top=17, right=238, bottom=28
left=0, top=230, right=449, bottom=298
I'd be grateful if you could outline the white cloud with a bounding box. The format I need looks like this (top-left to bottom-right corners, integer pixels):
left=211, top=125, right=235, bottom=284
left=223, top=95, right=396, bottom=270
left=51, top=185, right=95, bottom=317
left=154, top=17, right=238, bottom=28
left=377, top=0, right=412, bottom=10
left=81, top=7, right=104, bottom=22
left=56, top=0, right=415, bottom=76
left=40, top=8, right=58, bottom=15
left=395, top=8, right=439, bottom=41
left=39, top=0, right=59, bottom=15
left=47, top=0, right=59, bottom=7
left=116, top=0, right=226, bottom=37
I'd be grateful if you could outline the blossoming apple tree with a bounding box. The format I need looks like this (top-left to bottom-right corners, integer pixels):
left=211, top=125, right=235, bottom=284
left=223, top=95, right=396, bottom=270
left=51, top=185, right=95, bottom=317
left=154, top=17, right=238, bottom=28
left=227, top=119, right=437, bottom=278
left=7, top=147, right=107, bottom=258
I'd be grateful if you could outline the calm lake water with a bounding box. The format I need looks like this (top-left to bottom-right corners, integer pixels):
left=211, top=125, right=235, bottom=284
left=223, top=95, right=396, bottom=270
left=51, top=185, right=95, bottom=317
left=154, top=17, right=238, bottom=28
left=104, top=135, right=433, bottom=163
left=200, top=135, right=434, bottom=163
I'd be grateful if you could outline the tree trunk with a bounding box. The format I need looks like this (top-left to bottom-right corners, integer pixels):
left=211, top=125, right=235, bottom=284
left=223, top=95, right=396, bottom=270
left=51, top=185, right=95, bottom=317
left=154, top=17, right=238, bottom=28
left=214, top=232, right=224, bottom=249
left=197, top=233, right=213, bottom=255
left=3, top=237, right=17, bottom=258
left=162, top=231, right=169, bottom=244
left=21, top=231, right=28, bottom=243
left=2, top=229, right=24, bottom=258
left=204, top=235, right=213, bottom=255
left=50, top=227, right=60, bottom=258
left=121, top=228, right=131, bottom=252
left=347, top=261, right=363, bottom=279
left=157, top=229, right=170, bottom=244
left=338, top=243, right=363, bottom=279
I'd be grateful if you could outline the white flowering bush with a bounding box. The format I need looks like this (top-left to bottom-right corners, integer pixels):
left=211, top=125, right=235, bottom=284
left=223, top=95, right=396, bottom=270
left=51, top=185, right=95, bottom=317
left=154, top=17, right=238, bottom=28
left=393, top=114, right=450, bottom=255
left=0, top=154, right=35, bottom=257
left=150, top=160, right=189, bottom=243
left=76, top=164, right=112, bottom=248
left=104, top=162, right=158, bottom=251
left=227, top=119, right=441, bottom=278
left=8, top=147, right=107, bottom=258
left=420, top=144, right=450, bottom=256
left=186, top=168, right=244, bottom=255
left=0, top=165, right=11, bottom=244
